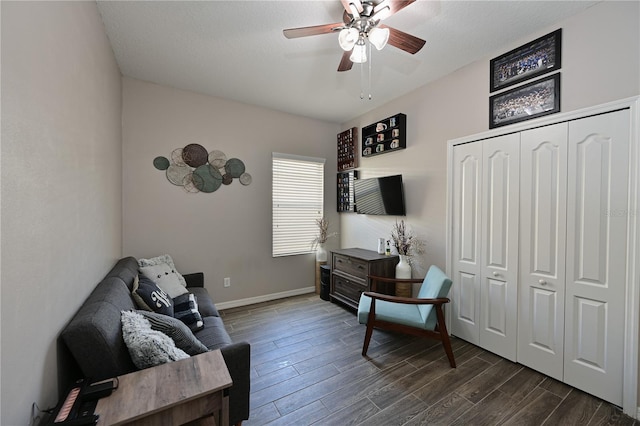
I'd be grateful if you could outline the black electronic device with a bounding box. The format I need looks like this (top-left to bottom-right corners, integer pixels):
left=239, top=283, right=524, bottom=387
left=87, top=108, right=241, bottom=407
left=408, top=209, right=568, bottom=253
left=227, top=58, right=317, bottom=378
left=47, top=378, right=116, bottom=425
left=354, top=174, right=406, bottom=216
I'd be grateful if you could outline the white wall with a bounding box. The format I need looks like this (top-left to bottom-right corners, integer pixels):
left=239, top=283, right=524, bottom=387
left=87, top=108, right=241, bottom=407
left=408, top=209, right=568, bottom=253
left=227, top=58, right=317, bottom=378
left=339, top=1, right=640, bottom=281
left=0, top=2, right=122, bottom=425
left=122, top=78, right=340, bottom=304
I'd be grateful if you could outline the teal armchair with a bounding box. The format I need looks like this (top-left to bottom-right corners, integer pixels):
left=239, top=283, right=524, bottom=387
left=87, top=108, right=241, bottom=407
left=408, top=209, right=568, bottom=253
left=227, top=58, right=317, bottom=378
left=357, top=265, right=456, bottom=368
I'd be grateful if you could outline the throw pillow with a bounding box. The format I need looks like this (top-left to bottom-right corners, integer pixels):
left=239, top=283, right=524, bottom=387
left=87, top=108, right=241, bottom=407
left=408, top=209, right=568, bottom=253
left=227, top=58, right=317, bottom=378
left=132, top=275, right=174, bottom=316
left=139, top=263, right=188, bottom=299
left=173, top=293, right=204, bottom=332
left=120, top=311, right=189, bottom=369
left=138, top=254, right=187, bottom=287
left=137, top=310, right=209, bottom=356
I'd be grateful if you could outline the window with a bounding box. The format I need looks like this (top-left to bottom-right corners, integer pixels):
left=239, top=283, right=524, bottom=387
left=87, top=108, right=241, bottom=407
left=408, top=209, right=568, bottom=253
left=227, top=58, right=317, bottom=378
left=272, top=153, right=325, bottom=257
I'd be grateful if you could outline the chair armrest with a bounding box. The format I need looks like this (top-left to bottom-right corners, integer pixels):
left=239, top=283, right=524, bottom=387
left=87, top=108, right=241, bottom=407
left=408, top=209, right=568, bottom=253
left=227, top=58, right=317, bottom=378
left=183, top=272, right=204, bottom=288
left=363, top=291, right=450, bottom=306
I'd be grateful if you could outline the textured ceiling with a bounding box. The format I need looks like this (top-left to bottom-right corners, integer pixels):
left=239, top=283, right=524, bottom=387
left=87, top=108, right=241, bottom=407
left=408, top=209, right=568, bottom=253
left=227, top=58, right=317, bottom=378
left=97, top=0, right=598, bottom=123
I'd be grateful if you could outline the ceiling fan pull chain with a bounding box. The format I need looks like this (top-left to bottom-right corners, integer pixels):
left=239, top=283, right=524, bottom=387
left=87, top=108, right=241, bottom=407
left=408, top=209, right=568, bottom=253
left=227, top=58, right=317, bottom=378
left=360, top=60, right=365, bottom=100
left=368, top=42, right=372, bottom=100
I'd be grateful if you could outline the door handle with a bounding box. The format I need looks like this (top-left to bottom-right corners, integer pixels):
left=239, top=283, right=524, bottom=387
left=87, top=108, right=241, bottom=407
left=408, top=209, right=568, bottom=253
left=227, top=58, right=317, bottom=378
left=492, top=271, right=500, bottom=277
left=538, top=279, right=547, bottom=286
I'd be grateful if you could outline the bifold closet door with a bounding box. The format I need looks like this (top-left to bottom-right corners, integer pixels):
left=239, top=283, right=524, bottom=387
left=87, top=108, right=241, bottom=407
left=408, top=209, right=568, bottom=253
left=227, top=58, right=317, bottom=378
left=479, top=134, right=520, bottom=361
left=518, top=122, right=568, bottom=381
left=451, top=142, right=482, bottom=345
left=563, top=109, right=629, bottom=406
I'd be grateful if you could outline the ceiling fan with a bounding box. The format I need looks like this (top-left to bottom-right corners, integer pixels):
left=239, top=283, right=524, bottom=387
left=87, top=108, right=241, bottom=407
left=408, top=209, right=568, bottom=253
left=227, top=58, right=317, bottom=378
left=283, top=0, right=426, bottom=72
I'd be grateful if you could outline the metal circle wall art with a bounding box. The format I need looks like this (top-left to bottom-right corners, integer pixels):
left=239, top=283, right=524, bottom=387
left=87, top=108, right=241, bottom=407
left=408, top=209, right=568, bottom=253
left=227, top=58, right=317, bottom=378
left=154, top=144, right=251, bottom=194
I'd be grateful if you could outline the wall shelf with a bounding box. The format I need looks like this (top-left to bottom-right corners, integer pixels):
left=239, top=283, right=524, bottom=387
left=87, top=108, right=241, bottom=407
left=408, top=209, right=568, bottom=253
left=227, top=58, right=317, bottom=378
left=337, top=127, right=358, bottom=171
left=337, top=170, right=358, bottom=213
left=362, top=113, right=406, bottom=157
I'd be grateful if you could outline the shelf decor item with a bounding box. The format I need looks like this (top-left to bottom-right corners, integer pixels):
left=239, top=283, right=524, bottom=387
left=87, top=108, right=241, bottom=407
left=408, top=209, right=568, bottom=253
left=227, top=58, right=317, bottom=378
left=312, top=217, right=337, bottom=294
left=490, top=29, right=562, bottom=92
left=390, top=219, right=424, bottom=297
left=362, top=113, right=406, bottom=157
left=337, top=127, right=358, bottom=171
left=311, top=217, right=337, bottom=260
left=489, top=73, right=560, bottom=129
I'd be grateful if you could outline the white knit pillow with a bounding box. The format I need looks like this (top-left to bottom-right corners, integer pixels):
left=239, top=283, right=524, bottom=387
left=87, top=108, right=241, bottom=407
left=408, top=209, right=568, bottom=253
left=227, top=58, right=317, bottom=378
left=138, top=254, right=187, bottom=287
left=121, top=311, right=189, bottom=369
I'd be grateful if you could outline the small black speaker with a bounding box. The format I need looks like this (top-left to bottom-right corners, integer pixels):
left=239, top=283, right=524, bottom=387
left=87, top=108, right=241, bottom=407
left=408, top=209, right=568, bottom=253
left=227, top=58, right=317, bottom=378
left=320, top=265, right=331, bottom=301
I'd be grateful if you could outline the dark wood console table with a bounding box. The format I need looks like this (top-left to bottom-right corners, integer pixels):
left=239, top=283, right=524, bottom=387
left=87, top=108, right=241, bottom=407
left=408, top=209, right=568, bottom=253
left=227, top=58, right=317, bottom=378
left=330, top=248, right=398, bottom=310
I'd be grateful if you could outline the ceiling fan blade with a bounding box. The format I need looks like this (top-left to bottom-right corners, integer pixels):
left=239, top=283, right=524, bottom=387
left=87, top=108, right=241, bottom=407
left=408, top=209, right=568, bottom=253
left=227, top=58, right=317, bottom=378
left=338, top=50, right=354, bottom=72
left=373, top=0, right=416, bottom=21
left=340, top=0, right=363, bottom=18
left=283, top=23, right=345, bottom=39
left=380, top=24, right=426, bottom=54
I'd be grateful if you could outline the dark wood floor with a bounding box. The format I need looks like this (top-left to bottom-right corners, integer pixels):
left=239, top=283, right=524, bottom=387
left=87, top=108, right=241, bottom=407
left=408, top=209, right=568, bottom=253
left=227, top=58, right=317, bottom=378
left=221, top=294, right=635, bottom=426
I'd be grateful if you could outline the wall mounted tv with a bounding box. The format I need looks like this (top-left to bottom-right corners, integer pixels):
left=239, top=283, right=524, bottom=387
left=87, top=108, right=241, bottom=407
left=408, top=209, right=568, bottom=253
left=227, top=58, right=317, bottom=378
left=354, top=174, right=406, bottom=216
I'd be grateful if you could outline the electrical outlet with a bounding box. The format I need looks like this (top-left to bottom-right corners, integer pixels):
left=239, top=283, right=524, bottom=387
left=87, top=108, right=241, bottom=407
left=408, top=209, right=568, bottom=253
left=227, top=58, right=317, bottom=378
left=224, top=277, right=231, bottom=288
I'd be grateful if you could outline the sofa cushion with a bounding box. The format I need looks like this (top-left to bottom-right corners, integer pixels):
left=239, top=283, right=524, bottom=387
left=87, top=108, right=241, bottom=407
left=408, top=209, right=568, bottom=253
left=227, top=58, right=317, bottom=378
left=137, top=310, right=209, bottom=356
left=194, top=316, right=233, bottom=350
left=121, top=311, right=189, bottom=369
left=173, top=293, right=204, bottom=331
left=132, top=275, right=174, bottom=316
left=188, top=287, right=220, bottom=317
left=138, top=254, right=187, bottom=287
left=140, top=262, right=188, bottom=299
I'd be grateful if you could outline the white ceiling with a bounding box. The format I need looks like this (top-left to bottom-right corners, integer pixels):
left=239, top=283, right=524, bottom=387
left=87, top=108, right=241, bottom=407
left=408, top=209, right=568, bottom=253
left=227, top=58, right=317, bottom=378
left=96, top=0, right=599, bottom=123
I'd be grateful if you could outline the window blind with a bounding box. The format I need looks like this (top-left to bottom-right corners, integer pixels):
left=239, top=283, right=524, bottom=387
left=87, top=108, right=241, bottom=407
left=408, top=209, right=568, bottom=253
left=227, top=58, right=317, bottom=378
left=272, top=153, right=325, bottom=257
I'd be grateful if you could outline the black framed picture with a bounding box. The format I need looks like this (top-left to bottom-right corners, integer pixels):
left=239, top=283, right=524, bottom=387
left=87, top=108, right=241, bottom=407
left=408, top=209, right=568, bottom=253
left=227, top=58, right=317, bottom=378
left=490, top=29, right=562, bottom=92
left=490, top=73, right=560, bottom=129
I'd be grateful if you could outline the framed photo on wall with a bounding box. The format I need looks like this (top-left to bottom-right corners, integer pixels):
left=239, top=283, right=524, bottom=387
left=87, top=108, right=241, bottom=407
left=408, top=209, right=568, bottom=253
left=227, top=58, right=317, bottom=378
left=490, top=29, right=562, bottom=92
left=490, top=73, right=560, bottom=129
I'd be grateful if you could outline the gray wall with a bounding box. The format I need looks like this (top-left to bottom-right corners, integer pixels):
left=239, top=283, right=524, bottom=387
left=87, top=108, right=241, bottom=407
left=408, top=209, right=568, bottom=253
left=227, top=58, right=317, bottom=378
left=1, top=2, right=123, bottom=424
left=121, top=78, right=340, bottom=305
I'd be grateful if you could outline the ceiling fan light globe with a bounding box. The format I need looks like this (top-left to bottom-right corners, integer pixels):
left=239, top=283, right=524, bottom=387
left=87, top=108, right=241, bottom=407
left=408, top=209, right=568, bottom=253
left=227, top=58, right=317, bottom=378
left=350, top=43, right=367, bottom=63
left=338, top=28, right=359, bottom=51
left=368, top=27, right=389, bottom=50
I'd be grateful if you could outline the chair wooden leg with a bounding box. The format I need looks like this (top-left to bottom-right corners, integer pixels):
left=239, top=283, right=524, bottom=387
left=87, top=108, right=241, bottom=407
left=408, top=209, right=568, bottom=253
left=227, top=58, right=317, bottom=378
left=436, top=305, right=456, bottom=368
left=441, top=331, right=456, bottom=368
left=362, top=322, right=374, bottom=356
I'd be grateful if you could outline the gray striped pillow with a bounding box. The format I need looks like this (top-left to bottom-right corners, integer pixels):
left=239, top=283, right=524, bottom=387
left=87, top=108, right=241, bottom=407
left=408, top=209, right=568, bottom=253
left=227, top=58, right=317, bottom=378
left=137, top=310, right=209, bottom=356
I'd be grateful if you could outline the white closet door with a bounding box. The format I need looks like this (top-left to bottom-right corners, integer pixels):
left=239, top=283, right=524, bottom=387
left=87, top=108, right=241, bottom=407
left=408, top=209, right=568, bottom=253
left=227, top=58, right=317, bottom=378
left=451, top=142, right=483, bottom=344
left=563, top=109, right=630, bottom=406
left=518, top=122, right=568, bottom=380
left=479, top=134, right=520, bottom=361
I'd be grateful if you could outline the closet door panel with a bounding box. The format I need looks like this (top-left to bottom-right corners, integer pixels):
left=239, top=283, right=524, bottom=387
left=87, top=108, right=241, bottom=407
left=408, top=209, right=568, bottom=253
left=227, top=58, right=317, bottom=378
left=451, top=143, right=482, bottom=344
left=518, top=122, right=568, bottom=380
left=564, top=109, right=630, bottom=406
left=480, top=133, right=520, bottom=361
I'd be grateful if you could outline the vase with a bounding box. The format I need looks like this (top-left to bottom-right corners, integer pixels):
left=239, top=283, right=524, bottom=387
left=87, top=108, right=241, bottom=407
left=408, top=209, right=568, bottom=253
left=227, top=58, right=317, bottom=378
left=315, top=243, right=328, bottom=295
left=395, top=254, right=412, bottom=297
left=315, top=243, right=327, bottom=262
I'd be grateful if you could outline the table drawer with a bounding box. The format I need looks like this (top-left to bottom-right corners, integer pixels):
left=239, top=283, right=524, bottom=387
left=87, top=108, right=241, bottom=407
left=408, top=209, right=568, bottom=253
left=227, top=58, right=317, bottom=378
left=333, top=273, right=366, bottom=304
left=333, top=254, right=368, bottom=278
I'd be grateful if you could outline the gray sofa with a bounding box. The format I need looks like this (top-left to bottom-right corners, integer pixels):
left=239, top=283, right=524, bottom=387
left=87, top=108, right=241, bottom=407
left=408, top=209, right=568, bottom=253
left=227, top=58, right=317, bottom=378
left=59, top=256, right=250, bottom=426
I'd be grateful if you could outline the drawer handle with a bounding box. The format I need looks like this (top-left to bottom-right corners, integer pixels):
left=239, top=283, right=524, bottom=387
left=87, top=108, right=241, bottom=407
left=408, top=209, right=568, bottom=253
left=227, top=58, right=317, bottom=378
left=358, top=265, right=365, bottom=270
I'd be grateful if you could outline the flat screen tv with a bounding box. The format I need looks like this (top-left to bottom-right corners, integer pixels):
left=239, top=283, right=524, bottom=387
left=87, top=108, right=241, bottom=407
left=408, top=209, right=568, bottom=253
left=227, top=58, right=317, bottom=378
left=354, top=174, right=406, bottom=216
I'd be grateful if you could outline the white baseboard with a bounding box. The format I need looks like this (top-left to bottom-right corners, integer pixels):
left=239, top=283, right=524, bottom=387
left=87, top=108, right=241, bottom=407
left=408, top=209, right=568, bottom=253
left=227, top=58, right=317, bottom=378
left=216, top=287, right=316, bottom=311
left=636, top=406, right=640, bottom=420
